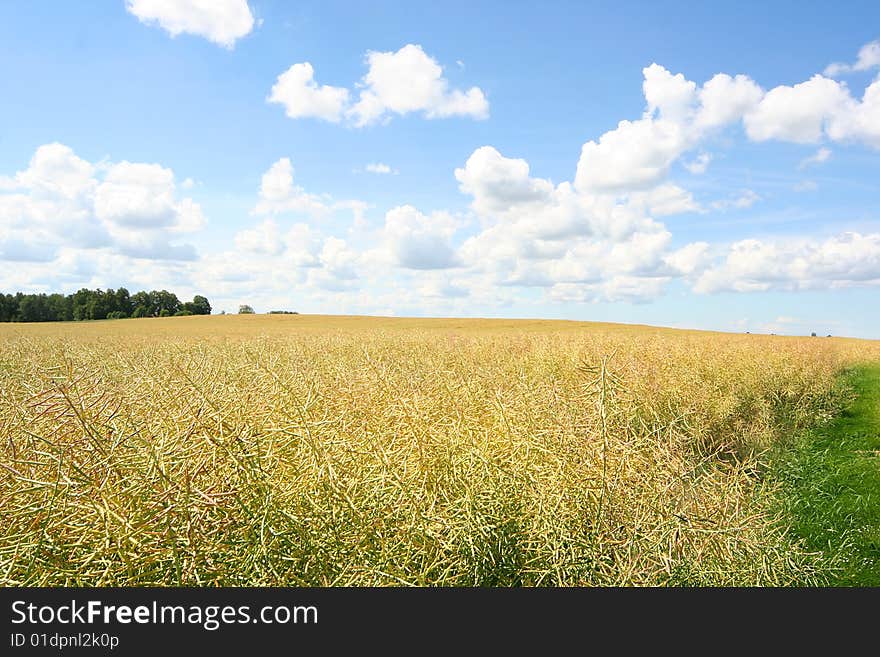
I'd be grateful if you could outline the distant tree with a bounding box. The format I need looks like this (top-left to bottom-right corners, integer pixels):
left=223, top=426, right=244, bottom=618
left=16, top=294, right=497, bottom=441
left=114, top=288, right=132, bottom=316
left=71, top=288, right=93, bottom=321
left=47, top=293, right=72, bottom=321
left=18, top=294, right=48, bottom=322
left=0, top=294, right=17, bottom=322
left=183, top=295, right=211, bottom=315
left=811, top=332, right=817, bottom=337
left=174, top=310, right=193, bottom=316
left=238, top=305, right=255, bottom=314
left=149, top=290, right=181, bottom=317
left=192, top=295, right=211, bottom=315
left=131, top=291, right=150, bottom=315
left=0, top=288, right=211, bottom=322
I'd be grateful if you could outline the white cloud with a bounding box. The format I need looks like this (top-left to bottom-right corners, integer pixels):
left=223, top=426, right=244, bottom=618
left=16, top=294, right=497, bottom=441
left=455, top=146, right=554, bottom=215
left=629, top=184, right=700, bottom=217
left=827, top=77, right=880, bottom=148
left=643, top=63, right=698, bottom=123
left=684, top=152, right=712, bottom=174
left=710, top=189, right=760, bottom=211
left=695, top=73, right=764, bottom=129
left=744, top=75, right=852, bottom=143
left=574, top=117, right=690, bottom=192
left=268, top=45, right=488, bottom=127
left=382, top=205, right=460, bottom=269
left=824, top=40, right=880, bottom=77
left=267, top=63, right=350, bottom=122
left=0, top=143, right=203, bottom=263
left=96, top=162, right=183, bottom=228
left=234, top=219, right=285, bottom=256
left=694, top=232, right=880, bottom=293
left=665, top=242, right=711, bottom=275
left=349, top=45, right=489, bottom=126
left=125, top=0, right=255, bottom=48
left=365, top=163, right=396, bottom=175
left=450, top=143, right=680, bottom=302
left=252, top=158, right=331, bottom=217
left=798, top=147, right=832, bottom=169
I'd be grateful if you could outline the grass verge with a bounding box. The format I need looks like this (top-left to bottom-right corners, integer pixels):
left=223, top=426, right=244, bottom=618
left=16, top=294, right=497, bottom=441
left=773, top=365, right=880, bottom=585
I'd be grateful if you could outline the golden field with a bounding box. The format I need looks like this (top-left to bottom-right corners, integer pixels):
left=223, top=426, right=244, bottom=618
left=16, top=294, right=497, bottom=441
left=2, top=314, right=879, bottom=585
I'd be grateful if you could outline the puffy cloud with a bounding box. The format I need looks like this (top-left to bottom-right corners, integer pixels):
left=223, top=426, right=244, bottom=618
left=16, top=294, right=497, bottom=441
left=252, top=158, right=330, bottom=217
left=575, top=66, right=762, bottom=193
left=308, top=237, right=361, bottom=291
left=13, top=143, right=96, bottom=201
left=0, top=143, right=203, bottom=263
left=744, top=75, right=852, bottom=143
left=695, top=73, right=764, bottom=129
left=575, top=59, right=878, bottom=203
left=694, top=232, right=880, bottom=293
left=454, top=146, right=554, bottom=215
left=643, top=63, right=698, bottom=123
left=95, top=161, right=203, bottom=231
left=234, top=219, right=285, bottom=256
left=574, top=117, right=689, bottom=192
left=824, top=40, right=880, bottom=77
left=349, top=44, right=489, bottom=126
left=827, top=77, right=880, bottom=148
left=268, top=45, right=488, bottom=127
left=267, top=63, right=350, bottom=122
left=382, top=205, right=460, bottom=269
left=125, top=0, right=255, bottom=48
left=665, top=242, right=711, bottom=275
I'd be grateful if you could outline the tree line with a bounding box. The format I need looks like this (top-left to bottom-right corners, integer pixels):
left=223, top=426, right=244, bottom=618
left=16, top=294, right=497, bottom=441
left=0, top=288, right=211, bottom=322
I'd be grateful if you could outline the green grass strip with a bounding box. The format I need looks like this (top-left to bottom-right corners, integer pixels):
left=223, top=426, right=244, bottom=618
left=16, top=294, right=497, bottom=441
left=774, top=365, right=880, bottom=585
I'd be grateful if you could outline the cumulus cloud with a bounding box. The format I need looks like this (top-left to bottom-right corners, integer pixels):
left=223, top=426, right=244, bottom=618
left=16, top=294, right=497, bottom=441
left=694, top=232, right=880, bottom=293
left=628, top=184, right=700, bottom=217
left=574, top=117, right=690, bottom=192
left=665, top=242, right=711, bottom=276
left=824, top=40, right=880, bottom=77
left=574, top=58, right=880, bottom=203
left=268, top=44, right=488, bottom=127
left=450, top=144, right=681, bottom=302
left=348, top=44, right=489, bottom=126
left=252, top=158, right=331, bottom=217
left=125, top=0, right=255, bottom=48
left=744, top=75, right=852, bottom=143
left=695, top=73, right=764, bottom=129
left=382, top=205, right=460, bottom=269
left=455, top=146, right=554, bottom=215
left=234, top=218, right=285, bottom=256
left=0, top=143, right=203, bottom=263
left=267, top=63, right=350, bottom=122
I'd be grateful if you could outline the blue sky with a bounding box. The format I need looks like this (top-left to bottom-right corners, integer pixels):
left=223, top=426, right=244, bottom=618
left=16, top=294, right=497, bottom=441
left=1, top=1, right=879, bottom=337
